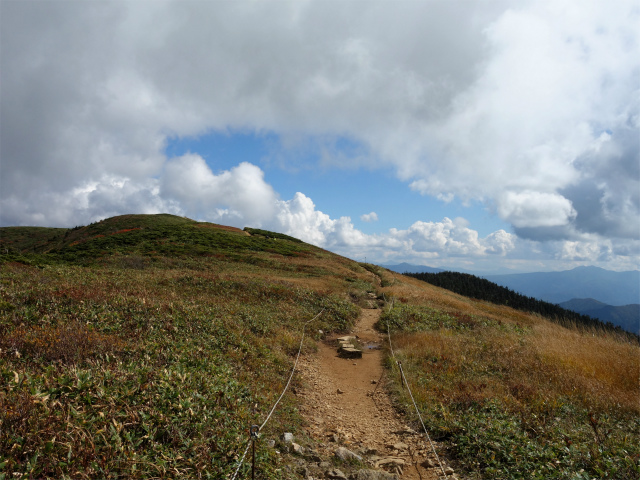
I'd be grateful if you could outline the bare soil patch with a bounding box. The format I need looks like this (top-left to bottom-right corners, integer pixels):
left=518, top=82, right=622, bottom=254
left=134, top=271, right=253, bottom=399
left=298, top=308, right=455, bottom=479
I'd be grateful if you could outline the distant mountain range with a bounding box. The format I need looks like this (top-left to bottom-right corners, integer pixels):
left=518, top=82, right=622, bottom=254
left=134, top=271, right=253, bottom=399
left=484, top=266, right=639, bottom=306
left=383, top=264, right=639, bottom=305
left=382, top=262, right=447, bottom=274
left=382, top=263, right=640, bottom=334
left=558, top=298, right=640, bottom=335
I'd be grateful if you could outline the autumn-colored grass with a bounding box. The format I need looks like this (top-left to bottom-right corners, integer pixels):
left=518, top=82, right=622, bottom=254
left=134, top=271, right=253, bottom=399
left=1, top=321, right=123, bottom=364
left=530, top=321, right=639, bottom=410
left=0, top=219, right=376, bottom=479
left=379, top=275, right=640, bottom=479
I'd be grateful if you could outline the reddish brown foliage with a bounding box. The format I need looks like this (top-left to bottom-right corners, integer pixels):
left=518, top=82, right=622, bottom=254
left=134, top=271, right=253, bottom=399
left=1, top=321, right=123, bottom=364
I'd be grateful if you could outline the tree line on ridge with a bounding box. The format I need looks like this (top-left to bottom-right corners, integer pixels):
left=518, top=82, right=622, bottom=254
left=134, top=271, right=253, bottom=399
left=405, top=271, right=639, bottom=341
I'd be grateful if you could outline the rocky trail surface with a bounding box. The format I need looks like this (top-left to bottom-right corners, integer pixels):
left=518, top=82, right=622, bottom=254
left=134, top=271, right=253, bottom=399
left=293, top=308, right=458, bottom=480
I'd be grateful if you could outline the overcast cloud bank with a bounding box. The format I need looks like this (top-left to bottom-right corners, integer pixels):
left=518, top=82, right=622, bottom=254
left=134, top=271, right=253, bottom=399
left=1, top=0, right=638, bottom=272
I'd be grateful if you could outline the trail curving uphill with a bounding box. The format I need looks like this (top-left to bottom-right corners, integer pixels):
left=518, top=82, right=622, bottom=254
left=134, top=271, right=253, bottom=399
left=298, top=307, right=456, bottom=479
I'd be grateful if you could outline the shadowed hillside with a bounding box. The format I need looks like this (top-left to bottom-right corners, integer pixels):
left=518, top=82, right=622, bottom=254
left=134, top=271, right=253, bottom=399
left=559, top=298, right=640, bottom=335
left=1, top=214, right=638, bottom=479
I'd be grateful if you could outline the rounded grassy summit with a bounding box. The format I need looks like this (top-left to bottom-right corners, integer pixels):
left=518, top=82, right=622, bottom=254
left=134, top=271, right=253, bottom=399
left=0, top=213, right=320, bottom=266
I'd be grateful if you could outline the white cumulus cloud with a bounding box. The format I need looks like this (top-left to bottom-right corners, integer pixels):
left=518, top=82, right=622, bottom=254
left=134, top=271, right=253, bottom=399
left=161, top=155, right=278, bottom=226
left=0, top=0, right=637, bottom=271
left=497, top=191, right=577, bottom=228
left=360, top=212, right=378, bottom=222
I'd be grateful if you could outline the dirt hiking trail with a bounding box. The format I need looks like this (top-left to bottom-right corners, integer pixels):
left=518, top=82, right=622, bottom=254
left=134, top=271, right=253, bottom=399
left=298, top=308, right=457, bottom=480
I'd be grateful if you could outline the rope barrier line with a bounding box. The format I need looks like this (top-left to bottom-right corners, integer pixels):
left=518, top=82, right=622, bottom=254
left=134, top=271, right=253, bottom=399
left=385, top=300, right=448, bottom=479
left=229, top=438, right=253, bottom=480
left=258, top=308, right=324, bottom=431
left=228, top=308, right=325, bottom=480
left=397, top=362, right=448, bottom=479
left=385, top=310, right=397, bottom=360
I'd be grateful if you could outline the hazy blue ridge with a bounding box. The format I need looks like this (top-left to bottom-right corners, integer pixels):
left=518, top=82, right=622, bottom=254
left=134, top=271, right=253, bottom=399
left=484, top=266, right=640, bottom=306
left=381, top=262, right=446, bottom=274
left=381, top=262, right=478, bottom=274
left=381, top=264, right=640, bottom=306
left=381, top=263, right=640, bottom=334
left=559, top=298, right=640, bottom=335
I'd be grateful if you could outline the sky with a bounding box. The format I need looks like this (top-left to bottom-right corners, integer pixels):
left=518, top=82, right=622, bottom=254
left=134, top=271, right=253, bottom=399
left=1, top=0, right=639, bottom=274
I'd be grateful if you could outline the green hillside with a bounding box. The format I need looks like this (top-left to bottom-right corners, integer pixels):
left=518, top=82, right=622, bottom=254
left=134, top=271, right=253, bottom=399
left=1, top=214, right=638, bottom=479
left=0, top=215, right=365, bottom=479
left=0, top=214, right=315, bottom=265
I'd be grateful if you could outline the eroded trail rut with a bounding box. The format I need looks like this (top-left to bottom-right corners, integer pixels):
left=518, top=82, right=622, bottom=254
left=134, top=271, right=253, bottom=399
left=297, top=308, right=454, bottom=480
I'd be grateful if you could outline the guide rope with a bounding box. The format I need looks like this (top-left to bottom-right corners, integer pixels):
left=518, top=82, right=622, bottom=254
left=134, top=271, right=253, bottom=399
left=259, top=308, right=324, bottom=431
left=228, top=308, right=325, bottom=480
left=229, top=439, right=253, bottom=480
left=385, top=297, right=449, bottom=479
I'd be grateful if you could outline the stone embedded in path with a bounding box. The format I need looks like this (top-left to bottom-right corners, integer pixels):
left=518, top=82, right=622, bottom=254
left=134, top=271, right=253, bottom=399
left=336, top=335, right=363, bottom=358
left=326, top=468, right=348, bottom=479
left=421, top=458, right=436, bottom=468
left=291, top=442, right=305, bottom=454
left=334, top=446, right=363, bottom=462
left=352, top=470, right=400, bottom=480
left=337, top=336, right=356, bottom=343
left=373, top=457, right=405, bottom=469
left=338, top=346, right=362, bottom=358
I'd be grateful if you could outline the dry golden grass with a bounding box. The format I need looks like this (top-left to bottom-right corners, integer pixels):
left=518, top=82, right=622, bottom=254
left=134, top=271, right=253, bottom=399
left=531, top=321, right=640, bottom=411
left=386, top=274, right=639, bottom=412
left=379, top=271, right=640, bottom=478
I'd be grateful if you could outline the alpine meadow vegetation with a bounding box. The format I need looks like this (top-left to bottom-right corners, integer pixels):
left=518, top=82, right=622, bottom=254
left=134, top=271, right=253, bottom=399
left=0, top=215, right=363, bottom=479
left=1, top=214, right=638, bottom=479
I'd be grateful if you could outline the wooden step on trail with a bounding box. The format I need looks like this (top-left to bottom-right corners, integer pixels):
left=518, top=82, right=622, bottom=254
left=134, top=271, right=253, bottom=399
left=337, top=335, right=362, bottom=359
